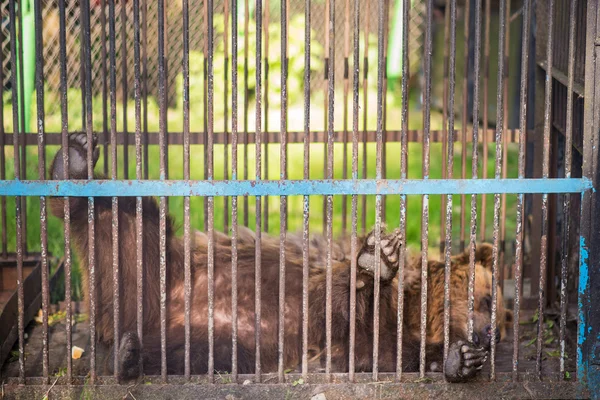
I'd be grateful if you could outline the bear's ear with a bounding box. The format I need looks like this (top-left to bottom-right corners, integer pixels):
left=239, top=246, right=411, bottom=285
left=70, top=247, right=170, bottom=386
left=475, top=243, right=494, bottom=269
left=505, top=309, right=514, bottom=324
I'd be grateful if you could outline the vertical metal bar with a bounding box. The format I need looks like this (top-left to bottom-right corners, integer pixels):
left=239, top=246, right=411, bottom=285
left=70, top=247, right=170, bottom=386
left=512, top=0, right=531, bottom=382
left=203, top=0, right=209, bottom=231
left=322, top=0, right=329, bottom=235
left=560, top=0, right=577, bottom=380
left=440, top=0, right=451, bottom=255
left=372, top=0, right=386, bottom=382
left=10, top=0, right=24, bottom=383
left=443, top=0, right=457, bottom=378
left=499, top=0, right=511, bottom=294
left=263, top=0, right=270, bottom=233
left=325, top=0, right=335, bottom=381
left=16, top=0, right=27, bottom=254
left=81, top=0, right=97, bottom=382
left=243, top=0, right=249, bottom=227
left=57, top=0, right=72, bottom=383
left=133, top=0, right=144, bottom=378
left=121, top=0, right=129, bottom=179
left=34, top=0, right=49, bottom=382
left=231, top=0, right=240, bottom=383
left=490, top=0, right=507, bottom=381
left=100, top=0, right=109, bottom=176
left=396, top=0, right=410, bottom=382
left=381, top=0, right=391, bottom=226
left=108, top=0, right=120, bottom=378
left=341, top=0, right=351, bottom=235
left=255, top=0, right=263, bottom=382
left=182, top=0, right=192, bottom=381
left=536, top=0, right=554, bottom=380
left=459, top=0, right=470, bottom=253
left=419, top=0, right=433, bottom=379
left=0, top=21, right=6, bottom=258
left=467, top=0, right=482, bottom=344
left=361, top=0, right=371, bottom=235
left=348, top=0, right=359, bottom=383
left=481, top=0, right=491, bottom=242
left=142, top=0, right=149, bottom=180
left=301, top=0, right=311, bottom=381
left=223, top=0, right=230, bottom=233
left=157, top=0, right=168, bottom=382
left=277, top=0, right=288, bottom=383
left=206, top=0, right=216, bottom=384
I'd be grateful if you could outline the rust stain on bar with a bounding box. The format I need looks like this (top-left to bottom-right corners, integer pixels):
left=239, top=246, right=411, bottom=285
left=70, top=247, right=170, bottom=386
left=349, top=0, right=359, bottom=383
left=419, top=0, right=433, bottom=379
left=231, top=0, right=240, bottom=382
left=513, top=0, right=531, bottom=381
left=182, top=0, right=192, bottom=381
left=443, top=0, right=457, bottom=379
left=491, top=0, right=508, bottom=381
left=121, top=0, right=129, bottom=179
left=255, top=0, right=264, bottom=382
left=243, top=0, right=250, bottom=227
left=481, top=0, right=491, bottom=243
left=100, top=0, right=109, bottom=176
left=302, top=0, right=311, bottom=381
left=537, top=0, right=555, bottom=381
left=560, top=0, right=577, bottom=379
left=34, top=0, right=49, bottom=381
left=396, top=0, right=410, bottom=382
left=223, top=0, right=230, bottom=233
left=142, top=0, right=149, bottom=181
left=325, top=0, right=335, bottom=382
left=361, top=0, right=371, bottom=236
left=133, top=0, right=145, bottom=378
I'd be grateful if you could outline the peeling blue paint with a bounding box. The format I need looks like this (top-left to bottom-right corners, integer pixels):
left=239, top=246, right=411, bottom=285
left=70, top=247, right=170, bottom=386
left=0, top=178, right=592, bottom=197
left=578, top=236, right=589, bottom=384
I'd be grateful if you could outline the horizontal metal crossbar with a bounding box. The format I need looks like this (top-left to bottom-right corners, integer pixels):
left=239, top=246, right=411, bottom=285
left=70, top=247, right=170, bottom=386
left=0, top=178, right=592, bottom=197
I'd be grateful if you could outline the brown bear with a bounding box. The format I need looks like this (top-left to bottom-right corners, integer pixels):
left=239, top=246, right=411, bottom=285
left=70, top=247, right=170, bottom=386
left=48, top=133, right=507, bottom=382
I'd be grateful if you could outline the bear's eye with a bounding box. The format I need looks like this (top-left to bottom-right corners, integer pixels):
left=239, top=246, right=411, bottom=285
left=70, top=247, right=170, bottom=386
left=480, top=295, right=492, bottom=312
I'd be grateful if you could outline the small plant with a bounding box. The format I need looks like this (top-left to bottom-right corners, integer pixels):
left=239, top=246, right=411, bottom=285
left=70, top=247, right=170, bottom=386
left=292, top=378, right=304, bottom=387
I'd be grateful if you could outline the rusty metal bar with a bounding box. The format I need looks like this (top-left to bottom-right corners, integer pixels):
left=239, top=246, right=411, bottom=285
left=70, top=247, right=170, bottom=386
left=231, top=0, right=240, bottom=383
left=57, top=0, right=72, bottom=383
left=142, top=0, right=149, bottom=180
left=322, top=0, right=330, bottom=235
left=349, top=0, right=359, bottom=383
left=381, top=0, right=391, bottom=226
left=396, top=0, right=410, bottom=383
left=34, top=0, right=49, bottom=382
left=419, top=0, right=433, bottom=379
left=100, top=0, right=109, bottom=176
left=342, top=0, right=350, bottom=235
left=325, top=0, right=335, bottom=381
left=16, top=0, right=27, bottom=254
left=263, top=0, right=270, bottom=233
left=121, top=0, right=129, bottom=179
left=243, top=0, right=250, bottom=227
left=440, top=0, right=451, bottom=255
left=372, top=0, right=386, bottom=381
left=223, top=0, right=230, bottom=233
left=277, top=0, right=288, bottom=383
left=467, top=0, right=482, bottom=346
left=361, top=0, right=371, bottom=235
left=182, top=0, right=192, bottom=381
left=443, top=0, right=457, bottom=379
left=481, top=0, right=491, bottom=242
left=460, top=0, right=471, bottom=253
left=9, top=0, right=25, bottom=379
left=512, top=0, right=531, bottom=381
left=302, top=0, right=311, bottom=381
left=491, top=0, right=508, bottom=381
left=133, top=0, right=144, bottom=378
left=206, top=0, right=216, bottom=384
left=157, top=0, right=168, bottom=382
left=255, top=0, right=264, bottom=382
left=499, top=0, right=511, bottom=295
left=0, top=19, right=6, bottom=258
left=80, top=0, right=98, bottom=382
left=560, top=0, right=577, bottom=379
left=537, top=0, right=555, bottom=380
left=203, top=0, right=209, bottom=231
left=108, top=0, right=119, bottom=379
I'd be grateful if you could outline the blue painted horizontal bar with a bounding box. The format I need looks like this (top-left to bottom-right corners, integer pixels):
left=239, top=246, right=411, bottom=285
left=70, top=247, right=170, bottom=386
left=0, top=178, right=592, bottom=197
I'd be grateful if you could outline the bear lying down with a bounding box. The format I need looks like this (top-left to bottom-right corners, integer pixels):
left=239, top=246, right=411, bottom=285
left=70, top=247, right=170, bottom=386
left=48, top=133, right=512, bottom=383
